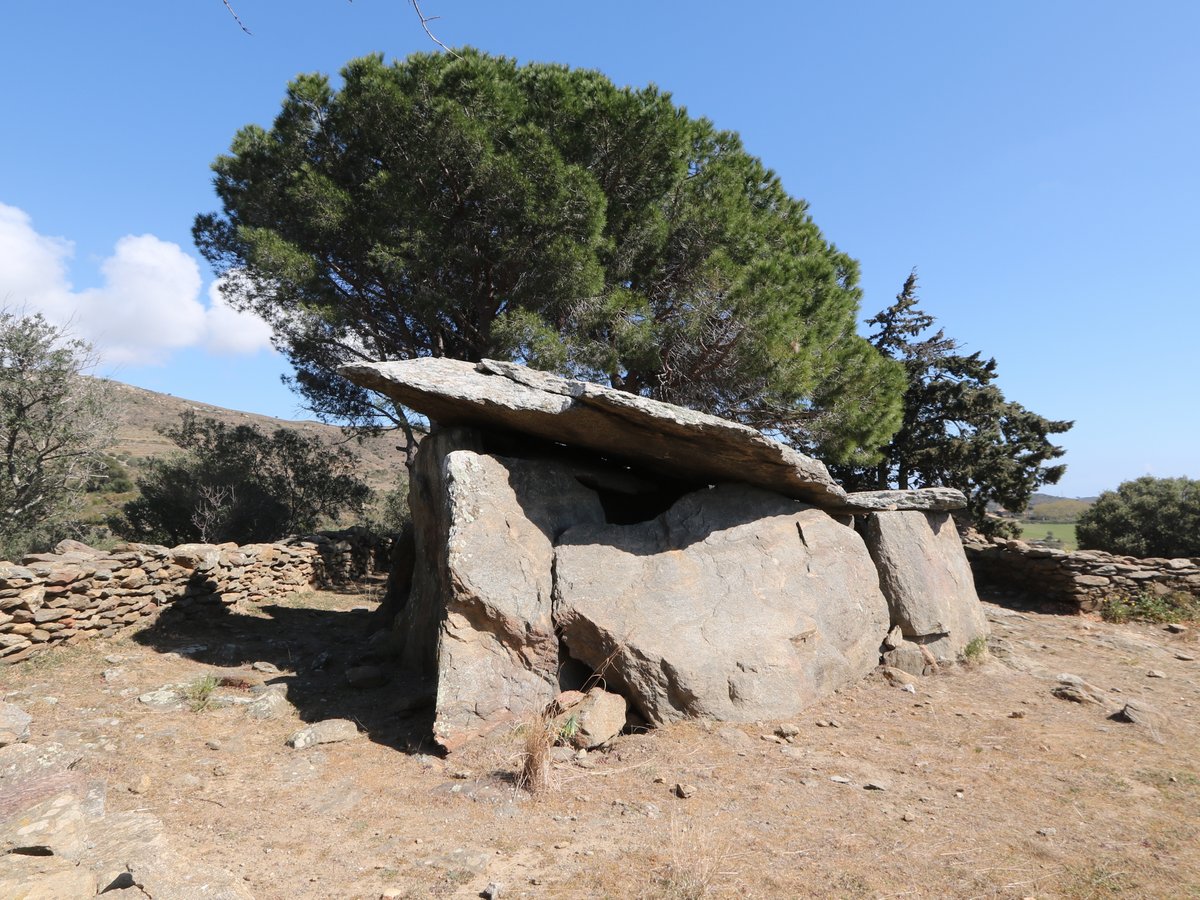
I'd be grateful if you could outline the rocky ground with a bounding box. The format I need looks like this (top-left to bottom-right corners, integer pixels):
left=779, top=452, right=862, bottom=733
left=2, top=584, right=1198, bottom=899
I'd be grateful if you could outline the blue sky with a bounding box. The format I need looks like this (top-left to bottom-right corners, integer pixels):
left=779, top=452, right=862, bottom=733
left=1, top=1, right=1196, bottom=498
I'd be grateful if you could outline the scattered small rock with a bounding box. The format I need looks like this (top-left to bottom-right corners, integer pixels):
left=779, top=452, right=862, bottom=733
left=716, top=727, right=754, bottom=749
left=1165, top=623, right=1187, bottom=634
left=880, top=666, right=916, bottom=689
left=1146, top=670, right=1166, bottom=678
left=674, top=783, right=696, bottom=799
left=830, top=775, right=852, bottom=785
left=481, top=881, right=502, bottom=899
left=1008, top=711, right=1026, bottom=719
left=776, top=722, right=800, bottom=738
left=901, top=811, right=916, bottom=822
left=286, top=719, right=362, bottom=749
left=1175, top=652, right=1195, bottom=661
left=883, top=624, right=904, bottom=650
left=252, top=661, right=281, bottom=674
left=1110, top=699, right=1162, bottom=728
left=548, top=687, right=627, bottom=749
left=863, top=781, right=888, bottom=791
left=245, top=691, right=290, bottom=721
left=1036, top=827, right=1057, bottom=837
left=128, top=773, right=152, bottom=795
left=137, top=688, right=183, bottom=711
left=1051, top=674, right=1107, bottom=705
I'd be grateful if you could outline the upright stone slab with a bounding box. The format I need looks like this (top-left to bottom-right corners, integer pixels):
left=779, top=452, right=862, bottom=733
left=396, top=427, right=484, bottom=676
left=554, top=484, right=890, bottom=725
left=416, top=441, right=607, bottom=750
left=861, top=511, right=988, bottom=667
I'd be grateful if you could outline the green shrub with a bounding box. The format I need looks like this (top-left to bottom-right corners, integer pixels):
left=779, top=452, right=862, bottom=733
left=1077, top=476, right=1200, bottom=559
left=118, top=413, right=370, bottom=545
left=1099, top=590, right=1200, bottom=625
left=962, top=636, right=988, bottom=663
left=184, top=674, right=220, bottom=712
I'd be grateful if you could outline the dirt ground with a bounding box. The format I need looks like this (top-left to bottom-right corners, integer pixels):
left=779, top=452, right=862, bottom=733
left=2, top=583, right=1198, bottom=899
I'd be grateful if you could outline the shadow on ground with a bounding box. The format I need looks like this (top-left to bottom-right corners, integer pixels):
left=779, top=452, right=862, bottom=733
left=977, top=588, right=1079, bottom=617
left=131, top=585, right=437, bottom=755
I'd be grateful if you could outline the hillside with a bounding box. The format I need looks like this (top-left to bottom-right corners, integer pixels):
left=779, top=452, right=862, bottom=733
left=1024, top=494, right=1094, bottom=523
left=102, top=379, right=410, bottom=496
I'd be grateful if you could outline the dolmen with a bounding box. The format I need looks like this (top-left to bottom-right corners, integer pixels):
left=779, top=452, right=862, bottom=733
left=342, top=358, right=988, bottom=751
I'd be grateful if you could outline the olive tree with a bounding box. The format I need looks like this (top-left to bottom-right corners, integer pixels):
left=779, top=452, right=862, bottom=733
left=0, top=310, right=114, bottom=559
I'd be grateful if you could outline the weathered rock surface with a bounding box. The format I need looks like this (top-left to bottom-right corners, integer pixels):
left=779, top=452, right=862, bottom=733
left=430, top=447, right=606, bottom=751
left=340, top=357, right=848, bottom=506
left=881, top=640, right=938, bottom=676
left=0, top=701, right=32, bottom=747
left=836, top=487, right=968, bottom=513
left=396, top=427, right=485, bottom=677
left=551, top=688, right=628, bottom=750
left=0, top=731, right=251, bottom=900
left=0, top=854, right=100, bottom=899
left=862, top=511, right=988, bottom=664
left=554, top=484, right=890, bottom=724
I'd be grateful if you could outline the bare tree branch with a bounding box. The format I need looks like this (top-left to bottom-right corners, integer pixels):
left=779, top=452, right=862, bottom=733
left=220, top=1, right=454, bottom=55
left=410, top=0, right=460, bottom=57
left=221, top=0, right=252, bottom=35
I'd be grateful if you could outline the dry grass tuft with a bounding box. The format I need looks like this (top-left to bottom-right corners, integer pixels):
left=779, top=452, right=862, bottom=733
left=654, top=815, right=740, bottom=898
left=515, top=712, right=556, bottom=796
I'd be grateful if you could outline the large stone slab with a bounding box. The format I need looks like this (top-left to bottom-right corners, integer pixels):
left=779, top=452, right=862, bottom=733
left=340, top=357, right=847, bottom=506
left=553, top=484, right=890, bottom=725
left=419, top=443, right=607, bottom=750
left=861, top=510, right=989, bottom=664
left=836, top=487, right=968, bottom=513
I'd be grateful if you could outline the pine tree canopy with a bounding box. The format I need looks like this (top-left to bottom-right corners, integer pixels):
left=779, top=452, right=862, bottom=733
left=194, top=50, right=905, bottom=464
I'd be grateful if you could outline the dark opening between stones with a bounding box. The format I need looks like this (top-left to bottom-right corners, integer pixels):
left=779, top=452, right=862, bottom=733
left=573, top=474, right=691, bottom=526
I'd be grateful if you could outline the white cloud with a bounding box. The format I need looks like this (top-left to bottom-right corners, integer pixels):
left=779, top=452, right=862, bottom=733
left=0, top=202, right=274, bottom=365
left=203, top=278, right=276, bottom=355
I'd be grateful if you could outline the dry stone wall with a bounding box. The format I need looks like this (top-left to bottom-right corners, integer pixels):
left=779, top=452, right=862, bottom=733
left=963, top=533, right=1200, bottom=612
left=0, top=530, right=388, bottom=665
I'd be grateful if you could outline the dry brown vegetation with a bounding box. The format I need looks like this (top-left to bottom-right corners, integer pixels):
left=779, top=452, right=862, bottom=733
left=3, top=586, right=1199, bottom=899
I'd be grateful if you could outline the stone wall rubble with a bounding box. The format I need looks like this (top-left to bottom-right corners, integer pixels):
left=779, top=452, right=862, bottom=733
left=963, top=533, right=1200, bottom=612
left=0, top=530, right=389, bottom=665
